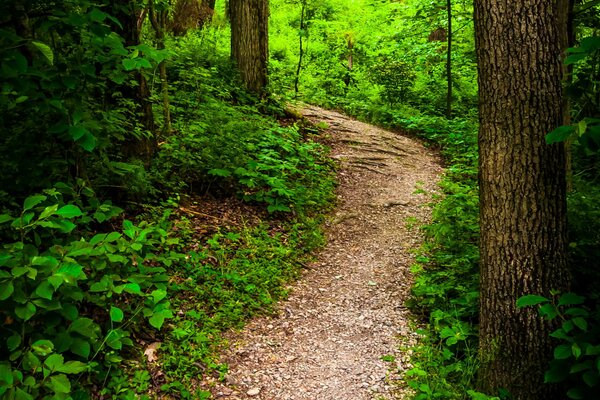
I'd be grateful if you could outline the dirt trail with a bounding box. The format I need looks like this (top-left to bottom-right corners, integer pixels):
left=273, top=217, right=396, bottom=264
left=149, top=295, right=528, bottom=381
left=204, top=106, right=442, bottom=399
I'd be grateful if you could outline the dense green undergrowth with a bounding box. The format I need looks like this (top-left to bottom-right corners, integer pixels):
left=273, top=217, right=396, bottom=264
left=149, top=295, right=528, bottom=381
left=0, top=19, right=336, bottom=398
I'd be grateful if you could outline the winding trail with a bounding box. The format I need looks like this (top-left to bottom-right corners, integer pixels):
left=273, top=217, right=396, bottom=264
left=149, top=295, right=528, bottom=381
left=205, top=106, right=442, bottom=399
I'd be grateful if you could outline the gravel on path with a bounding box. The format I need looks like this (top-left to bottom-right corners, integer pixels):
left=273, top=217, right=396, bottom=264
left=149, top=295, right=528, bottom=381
left=203, top=105, right=442, bottom=400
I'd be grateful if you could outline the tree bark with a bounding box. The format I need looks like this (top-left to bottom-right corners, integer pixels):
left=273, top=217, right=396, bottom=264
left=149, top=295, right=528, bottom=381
left=229, top=0, right=269, bottom=95
left=294, top=0, right=306, bottom=97
left=149, top=0, right=172, bottom=135
left=446, top=0, right=452, bottom=119
left=475, top=0, right=570, bottom=398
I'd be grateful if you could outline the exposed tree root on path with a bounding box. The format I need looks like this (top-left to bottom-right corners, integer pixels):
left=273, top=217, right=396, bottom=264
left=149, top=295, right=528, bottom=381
left=201, top=105, right=442, bottom=399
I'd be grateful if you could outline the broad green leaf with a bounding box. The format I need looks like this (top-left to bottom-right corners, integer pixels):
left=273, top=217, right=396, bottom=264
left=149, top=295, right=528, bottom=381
left=79, top=132, right=96, bottom=152
left=31, top=41, right=54, bottom=65
left=151, top=289, right=167, bottom=304
left=583, top=370, right=599, bottom=387
left=38, top=204, right=58, bottom=220
left=35, top=281, right=54, bottom=300
left=15, top=388, right=34, bottom=400
left=68, top=126, right=88, bottom=141
left=68, top=318, right=98, bottom=339
left=70, top=339, right=91, bottom=359
left=572, top=343, right=582, bottom=359
left=110, top=306, right=124, bottom=323
left=0, top=281, right=14, bottom=300
left=47, top=374, right=71, bottom=394
left=31, top=340, right=54, bottom=356
left=554, top=344, right=573, bottom=359
left=7, top=334, right=21, bottom=351
left=123, top=282, right=141, bottom=295
left=23, top=352, right=41, bottom=371
left=558, top=293, right=586, bottom=306
left=149, top=309, right=173, bottom=329
left=23, top=195, right=47, bottom=211
left=56, top=361, right=87, bottom=374
left=89, top=7, right=108, bottom=22
left=208, top=168, right=232, bottom=177
left=0, top=363, right=13, bottom=385
left=44, top=353, right=64, bottom=371
left=516, top=295, right=549, bottom=308
left=122, top=58, right=138, bottom=70
left=545, top=365, right=569, bottom=383
left=567, top=388, right=585, bottom=399
left=572, top=317, right=588, bottom=331
left=15, top=302, right=36, bottom=321
left=0, top=214, right=12, bottom=224
left=545, top=125, right=575, bottom=144
left=31, top=256, right=59, bottom=268
left=56, top=205, right=82, bottom=218
left=571, top=360, right=593, bottom=373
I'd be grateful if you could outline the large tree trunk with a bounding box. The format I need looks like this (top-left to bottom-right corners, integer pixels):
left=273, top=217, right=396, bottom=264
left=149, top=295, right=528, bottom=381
left=445, top=0, right=452, bottom=119
left=475, top=0, right=570, bottom=398
left=229, top=0, right=269, bottom=95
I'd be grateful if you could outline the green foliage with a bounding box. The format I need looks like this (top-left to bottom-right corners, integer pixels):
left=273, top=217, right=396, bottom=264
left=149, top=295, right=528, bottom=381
left=517, top=293, right=600, bottom=399
left=0, top=188, right=183, bottom=398
left=158, top=213, right=328, bottom=388
left=403, top=116, right=481, bottom=399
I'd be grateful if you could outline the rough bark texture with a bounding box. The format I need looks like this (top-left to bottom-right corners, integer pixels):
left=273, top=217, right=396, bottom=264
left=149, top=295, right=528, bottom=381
left=475, top=0, right=570, bottom=398
left=229, top=0, right=269, bottom=95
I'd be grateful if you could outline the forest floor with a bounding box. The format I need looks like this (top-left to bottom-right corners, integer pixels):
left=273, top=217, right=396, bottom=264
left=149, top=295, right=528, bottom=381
left=201, top=105, right=443, bottom=399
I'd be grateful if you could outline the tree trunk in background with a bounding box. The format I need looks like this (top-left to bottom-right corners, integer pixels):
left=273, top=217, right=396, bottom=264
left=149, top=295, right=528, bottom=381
left=294, top=0, right=306, bottom=97
left=475, top=0, right=570, bottom=398
left=149, top=0, right=172, bottom=135
left=445, top=0, right=452, bottom=119
left=111, top=1, right=157, bottom=163
left=229, top=0, right=269, bottom=95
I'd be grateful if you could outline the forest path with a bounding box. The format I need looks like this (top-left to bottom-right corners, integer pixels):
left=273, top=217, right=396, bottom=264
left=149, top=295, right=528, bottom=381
left=204, top=106, right=442, bottom=399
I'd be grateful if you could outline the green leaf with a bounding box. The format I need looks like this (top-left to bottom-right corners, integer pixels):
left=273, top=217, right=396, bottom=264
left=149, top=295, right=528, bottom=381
left=558, top=293, right=586, bottom=306
left=79, top=132, right=96, bottom=152
left=583, top=370, right=599, bottom=387
left=35, top=281, right=54, bottom=300
left=14, top=388, right=34, bottom=400
left=567, top=388, right=585, bottom=399
left=68, top=318, right=98, bottom=339
left=122, top=58, right=137, bottom=71
left=0, top=363, right=13, bottom=385
left=110, top=306, right=124, bottom=323
left=47, top=374, right=71, bottom=394
left=151, top=289, right=167, bottom=304
left=23, top=195, right=47, bottom=211
left=44, top=353, right=65, bottom=371
left=572, top=317, right=588, bottom=331
left=68, top=126, right=88, bottom=141
left=149, top=309, right=173, bottom=330
left=546, top=125, right=575, bottom=144
left=7, top=334, right=21, bottom=351
left=0, top=281, right=14, bottom=300
left=56, top=361, right=88, bottom=374
left=555, top=344, right=573, bottom=359
left=31, top=340, right=54, bottom=356
left=573, top=343, right=582, bottom=359
left=208, top=168, right=232, bottom=177
left=15, top=302, right=36, bottom=321
left=0, top=214, right=13, bottom=224
left=89, top=7, right=108, bottom=22
left=516, top=295, right=549, bottom=308
left=38, top=204, right=58, bottom=220
left=70, top=339, right=90, bottom=359
left=56, top=205, right=82, bottom=218
left=31, top=41, right=54, bottom=65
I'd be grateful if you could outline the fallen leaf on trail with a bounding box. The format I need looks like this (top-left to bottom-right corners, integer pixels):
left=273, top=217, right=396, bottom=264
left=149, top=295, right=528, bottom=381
left=144, top=342, right=161, bottom=363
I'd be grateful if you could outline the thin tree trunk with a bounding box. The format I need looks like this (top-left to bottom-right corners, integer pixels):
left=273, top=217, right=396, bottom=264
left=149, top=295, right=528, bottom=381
left=475, top=0, right=570, bottom=398
left=149, top=0, right=172, bottom=135
left=446, top=0, right=452, bottom=119
left=294, top=0, right=306, bottom=97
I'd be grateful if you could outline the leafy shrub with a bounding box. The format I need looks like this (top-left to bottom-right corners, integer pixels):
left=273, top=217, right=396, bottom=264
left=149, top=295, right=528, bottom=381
left=518, top=293, right=600, bottom=399
left=0, top=188, right=182, bottom=398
